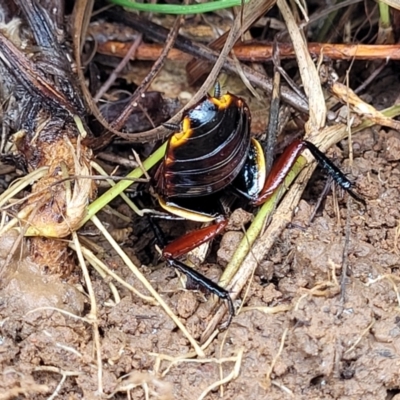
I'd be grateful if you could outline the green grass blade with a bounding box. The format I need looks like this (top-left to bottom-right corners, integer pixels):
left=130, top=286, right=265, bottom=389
left=109, top=0, right=248, bottom=15
left=82, top=141, right=167, bottom=226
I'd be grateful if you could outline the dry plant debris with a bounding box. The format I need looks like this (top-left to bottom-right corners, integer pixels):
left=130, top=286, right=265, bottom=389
left=1, top=0, right=400, bottom=399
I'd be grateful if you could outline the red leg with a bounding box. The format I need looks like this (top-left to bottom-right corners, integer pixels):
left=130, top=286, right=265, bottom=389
left=253, top=139, right=305, bottom=206
left=162, top=219, right=228, bottom=259
left=253, top=139, right=365, bottom=207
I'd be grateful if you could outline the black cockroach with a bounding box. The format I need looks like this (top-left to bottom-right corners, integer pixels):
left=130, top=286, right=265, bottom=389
left=153, top=84, right=364, bottom=327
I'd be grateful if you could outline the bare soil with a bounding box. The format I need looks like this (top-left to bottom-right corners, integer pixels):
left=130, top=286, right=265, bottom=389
left=2, top=110, right=400, bottom=400
left=1, top=6, right=400, bottom=398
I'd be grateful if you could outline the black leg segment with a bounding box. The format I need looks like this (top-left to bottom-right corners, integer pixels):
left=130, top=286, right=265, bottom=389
left=304, top=141, right=366, bottom=206
left=166, top=258, right=235, bottom=328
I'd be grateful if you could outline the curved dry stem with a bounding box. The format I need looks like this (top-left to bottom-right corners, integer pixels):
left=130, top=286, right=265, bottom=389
left=0, top=167, right=49, bottom=237
left=264, top=328, right=289, bottom=389
left=0, top=167, right=49, bottom=208
left=72, top=232, right=103, bottom=395
left=197, top=348, right=244, bottom=400
left=70, top=242, right=155, bottom=304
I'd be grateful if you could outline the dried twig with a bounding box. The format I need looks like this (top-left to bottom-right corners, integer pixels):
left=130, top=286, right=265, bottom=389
left=98, top=41, right=400, bottom=63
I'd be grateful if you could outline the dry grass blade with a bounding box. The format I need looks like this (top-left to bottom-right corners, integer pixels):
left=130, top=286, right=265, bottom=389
left=72, top=231, right=103, bottom=395
left=366, top=274, right=400, bottom=308
left=0, top=167, right=48, bottom=209
left=90, top=215, right=205, bottom=357
left=197, top=348, right=244, bottom=400
left=380, top=0, right=400, bottom=11
left=344, top=319, right=375, bottom=354
left=109, top=371, right=173, bottom=400
left=69, top=242, right=155, bottom=304
left=0, top=168, right=49, bottom=241
left=277, top=0, right=326, bottom=132
left=264, top=328, right=289, bottom=389
left=331, top=81, right=400, bottom=130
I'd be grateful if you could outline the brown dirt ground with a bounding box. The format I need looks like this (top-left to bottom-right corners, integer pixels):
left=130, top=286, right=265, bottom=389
left=2, top=127, right=400, bottom=400
left=2, top=74, right=400, bottom=400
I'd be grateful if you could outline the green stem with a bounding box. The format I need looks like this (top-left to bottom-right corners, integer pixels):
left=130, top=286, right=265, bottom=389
left=109, top=0, right=248, bottom=14
left=82, top=141, right=167, bottom=226
left=379, top=1, right=391, bottom=29
left=219, top=155, right=307, bottom=286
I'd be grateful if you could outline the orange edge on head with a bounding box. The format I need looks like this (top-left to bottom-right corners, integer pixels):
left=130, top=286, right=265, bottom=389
left=210, top=93, right=235, bottom=110
left=169, top=117, right=192, bottom=148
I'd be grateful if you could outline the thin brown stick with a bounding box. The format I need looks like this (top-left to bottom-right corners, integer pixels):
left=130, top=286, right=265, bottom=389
left=98, top=13, right=310, bottom=112
left=98, top=41, right=400, bottom=62
left=94, top=33, right=143, bottom=102
left=72, top=0, right=133, bottom=146
left=111, top=15, right=183, bottom=135
left=101, top=0, right=307, bottom=143
left=265, top=40, right=281, bottom=176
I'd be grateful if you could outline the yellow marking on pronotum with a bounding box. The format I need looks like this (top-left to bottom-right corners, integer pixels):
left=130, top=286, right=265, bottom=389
left=252, top=138, right=266, bottom=191
left=169, top=117, right=192, bottom=148
left=210, top=94, right=234, bottom=110
left=158, top=196, right=216, bottom=223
